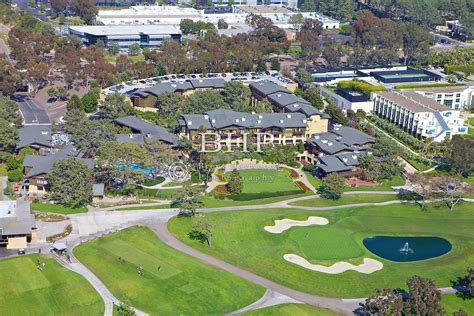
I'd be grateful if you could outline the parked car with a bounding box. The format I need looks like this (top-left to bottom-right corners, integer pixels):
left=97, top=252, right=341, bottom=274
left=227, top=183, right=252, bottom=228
left=17, top=249, right=25, bottom=255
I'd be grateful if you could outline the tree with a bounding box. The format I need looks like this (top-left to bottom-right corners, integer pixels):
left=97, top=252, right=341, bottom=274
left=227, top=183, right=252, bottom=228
left=363, top=288, right=404, bottom=315
left=95, top=39, right=105, bottom=49
left=255, top=59, right=267, bottom=72
left=402, top=23, right=431, bottom=65
left=450, top=136, right=474, bottom=176
left=51, top=0, right=67, bottom=14
left=46, top=157, right=93, bottom=207
left=67, top=94, right=82, bottom=111
left=188, top=217, right=214, bottom=247
left=7, top=168, right=23, bottom=182
left=432, top=175, right=469, bottom=211
left=115, top=302, right=136, bottom=316
left=226, top=169, right=243, bottom=194
left=407, top=173, right=436, bottom=209
left=406, top=275, right=445, bottom=315
left=69, top=0, right=97, bottom=24
left=468, top=267, right=474, bottom=296
left=175, top=183, right=205, bottom=216
left=128, top=43, right=141, bottom=56
left=325, top=100, right=348, bottom=125
left=217, top=18, right=228, bottom=30
left=180, top=19, right=195, bottom=34
left=0, top=118, right=18, bottom=152
left=270, top=58, right=280, bottom=71
left=222, top=81, right=251, bottom=112
left=302, top=88, right=324, bottom=110
left=108, top=41, right=120, bottom=55
left=145, top=139, right=176, bottom=179
left=321, top=173, right=345, bottom=199
left=98, top=92, right=134, bottom=120
left=96, top=141, right=152, bottom=189
left=288, top=13, right=304, bottom=31
left=81, top=91, right=99, bottom=113
left=181, top=90, right=227, bottom=114
left=295, top=68, right=313, bottom=87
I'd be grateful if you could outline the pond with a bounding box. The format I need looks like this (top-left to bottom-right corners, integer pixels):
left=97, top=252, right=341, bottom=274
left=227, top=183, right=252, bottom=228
left=363, top=236, right=452, bottom=262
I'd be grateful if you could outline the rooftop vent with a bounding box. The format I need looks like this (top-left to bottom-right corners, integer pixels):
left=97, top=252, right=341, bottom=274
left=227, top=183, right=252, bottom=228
left=321, top=139, right=328, bottom=143
left=211, top=119, right=216, bottom=123
left=342, top=158, right=348, bottom=162
left=41, top=131, right=48, bottom=135
left=287, top=114, right=291, bottom=118
left=146, top=133, right=151, bottom=138
left=204, top=115, right=209, bottom=119
left=188, top=121, right=192, bottom=126
left=258, top=115, right=263, bottom=119
left=293, top=104, right=299, bottom=107
left=352, top=155, right=358, bottom=159
left=336, top=136, right=342, bottom=140
left=328, top=142, right=333, bottom=146
left=242, top=117, right=246, bottom=122
left=235, top=119, right=240, bottom=123
left=314, top=135, right=320, bottom=139
left=257, top=120, right=261, bottom=124
left=171, top=84, right=177, bottom=88
left=302, top=119, right=307, bottom=123
left=279, top=119, right=284, bottom=123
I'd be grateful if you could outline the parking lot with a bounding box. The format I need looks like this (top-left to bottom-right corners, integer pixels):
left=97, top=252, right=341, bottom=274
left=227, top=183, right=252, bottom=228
left=103, top=71, right=295, bottom=96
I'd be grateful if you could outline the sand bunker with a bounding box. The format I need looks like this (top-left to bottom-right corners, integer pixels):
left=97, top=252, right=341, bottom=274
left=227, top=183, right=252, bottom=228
left=283, top=254, right=383, bottom=274
left=264, top=216, right=329, bottom=234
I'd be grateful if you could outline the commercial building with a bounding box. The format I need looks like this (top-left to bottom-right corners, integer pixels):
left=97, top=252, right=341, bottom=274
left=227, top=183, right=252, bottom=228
left=410, top=85, right=474, bottom=110
left=179, top=108, right=329, bottom=148
left=68, top=25, right=182, bottom=49
left=372, top=91, right=468, bottom=142
left=0, top=200, right=36, bottom=249
left=94, top=5, right=339, bottom=30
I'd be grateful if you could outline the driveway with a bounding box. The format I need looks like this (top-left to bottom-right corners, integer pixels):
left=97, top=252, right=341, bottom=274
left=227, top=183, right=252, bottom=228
left=13, top=94, right=50, bottom=125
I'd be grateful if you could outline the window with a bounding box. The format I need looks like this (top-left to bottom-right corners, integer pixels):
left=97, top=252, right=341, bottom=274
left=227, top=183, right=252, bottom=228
left=444, top=100, right=453, bottom=107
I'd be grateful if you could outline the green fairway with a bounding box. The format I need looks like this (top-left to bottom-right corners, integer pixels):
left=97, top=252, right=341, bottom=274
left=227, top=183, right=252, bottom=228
left=227, top=169, right=300, bottom=194
left=289, top=194, right=402, bottom=207
left=244, top=304, right=341, bottom=316
left=200, top=192, right=311, bottom=208
left=74, top=226, right=264, bottom=315
left=441, top=293, right=474, bottom=314
left=31, top=202, right=88, bottom=214
left=169, top=202, right=474, bottom=298
left=0, top=254, right=103, bottom=315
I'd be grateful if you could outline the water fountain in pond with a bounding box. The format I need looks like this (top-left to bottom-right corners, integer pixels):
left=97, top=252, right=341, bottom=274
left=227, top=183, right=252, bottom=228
left=400, top=242, right=414, bottom=254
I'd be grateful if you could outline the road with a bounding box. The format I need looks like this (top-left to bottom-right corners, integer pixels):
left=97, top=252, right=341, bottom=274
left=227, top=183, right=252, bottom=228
left=12, top=0, right=50, bottom=22
left=13, top=94, right=51, bottom=125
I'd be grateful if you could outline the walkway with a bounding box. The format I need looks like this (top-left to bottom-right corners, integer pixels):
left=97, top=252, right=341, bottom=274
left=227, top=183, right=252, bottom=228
left=0, top=176, right=9, bottom=200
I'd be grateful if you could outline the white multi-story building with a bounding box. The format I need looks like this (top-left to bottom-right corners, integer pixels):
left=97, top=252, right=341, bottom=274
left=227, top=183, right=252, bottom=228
left=372, top=91, right=468, bottom=142
left=94, top=5, right=339, bottom=30
left=410, top=85, right=474, bottom=110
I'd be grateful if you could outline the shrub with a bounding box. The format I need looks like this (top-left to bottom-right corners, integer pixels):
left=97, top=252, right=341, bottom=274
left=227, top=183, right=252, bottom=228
left=7, top=168, right=23, bottom=182
left=303, top=164, right=316, bottom=172
left=337, top=80, right=386, bottom=97
left=142, top=177, right=165, bottom=186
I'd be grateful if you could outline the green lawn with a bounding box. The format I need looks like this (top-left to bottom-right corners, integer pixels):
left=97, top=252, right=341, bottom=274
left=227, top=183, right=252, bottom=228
left=169, top=202, right=474, bottom=298
left=105, top=54, right=145, bottom=64
left=244, top=304, right=341, bottom=316
left=117, top=204, right=172, bottom=211
left=289, top=194, right=402, bottom=207
left=344, top=175, right=405, bottom=192
left=74, top=226, right=264, bottom=315
left=441, top=293, right=474, bottom=314
left=200, top=192, right=311, bottom=208
left=228, top=169, right=300, bottom=194
left=0, top=254, right=103, bottom=315
left=31, top=202, right=88, bottom=214
left=303, top=171, right=323, bottom=190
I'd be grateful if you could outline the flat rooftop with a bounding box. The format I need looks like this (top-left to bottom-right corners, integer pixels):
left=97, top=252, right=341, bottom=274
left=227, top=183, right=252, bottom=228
left=236, top=5, right=291, bottom=14
left=375, top=91, right=451, bottom=113
left=69, top=25, right=182, bottom=36
left=0, top=201, right=16, bottom=218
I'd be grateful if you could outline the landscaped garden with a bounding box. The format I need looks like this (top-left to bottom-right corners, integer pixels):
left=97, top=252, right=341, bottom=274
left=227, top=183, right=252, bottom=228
left=343, top=175, right=404, bottom=192
left=0, top=254, right=104, bottom=315
left=74, top=226, right=265, bottom=315
left=169, top=202, right=474, bottom=298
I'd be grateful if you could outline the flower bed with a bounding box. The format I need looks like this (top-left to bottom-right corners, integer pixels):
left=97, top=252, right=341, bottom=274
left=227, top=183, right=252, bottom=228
left=295, top=181, right=311, bottom=191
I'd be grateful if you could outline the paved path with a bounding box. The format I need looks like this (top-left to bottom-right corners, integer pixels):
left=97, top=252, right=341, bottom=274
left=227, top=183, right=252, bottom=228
left=0, top=176, right=9, bottom=200
left=13, top=94, right=50, bottom=125
left=226, top=289, right=303, bottom=315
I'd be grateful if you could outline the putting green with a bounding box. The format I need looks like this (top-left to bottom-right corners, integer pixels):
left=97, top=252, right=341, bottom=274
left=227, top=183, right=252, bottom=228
left=75, top=226, right=264, bottom=315
left=0, top=254, right=104, bottom=315
left=289, top=227, right=363, bottom=260
left=227, top=169, right=299, bottom=194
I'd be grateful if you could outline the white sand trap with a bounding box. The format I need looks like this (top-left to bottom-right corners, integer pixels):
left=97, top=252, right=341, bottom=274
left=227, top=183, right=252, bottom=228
left=283, top=254, right=383, bottom=274
left=264, top=216, right=329, bottom=234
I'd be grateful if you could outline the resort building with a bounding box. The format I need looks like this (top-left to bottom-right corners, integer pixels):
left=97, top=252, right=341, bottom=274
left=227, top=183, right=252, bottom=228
left=372, top=91, right=468, bottom=142
left=68, top=25, right=182, bottom=49
left=0, top=200, right=36, bottom=249
left=303, top=125, right=375, bottom=177
left=179, top=109, right=329, bottom=148
left=114, top=116, right=178, bottom=146
left=410, top=85, right=474, bottom=110
left=22, top=145, right=96, bottom=196
left=16, top=125, right=53, bottom=154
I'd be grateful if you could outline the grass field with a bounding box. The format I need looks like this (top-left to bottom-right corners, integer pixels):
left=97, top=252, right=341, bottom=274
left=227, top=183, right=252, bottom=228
left=441, top=293, right=474, bottom=314
left=0, top=254, right=103, bottom=315
left=244, top=304, right=341, bottom=316
left=105, top=54, right=145, bottom=64
left=303, top=171, right=323, bottom=190
left=228, top=169, right=300, bottom=194
left=169, top=202, right=474, bottom=298
left=289, top=194, right=402, bottom=207
left=74, top=226, right=264, bottom=315
left=31, top=202, right=88, bottom=214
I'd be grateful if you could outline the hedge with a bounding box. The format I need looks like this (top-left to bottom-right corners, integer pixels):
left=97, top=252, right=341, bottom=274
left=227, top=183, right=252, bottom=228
left=337, top=80, right=386, bottom=96
left=394, top=83, right=464, bottom=90
left=445, top=65, right=474, bottom=75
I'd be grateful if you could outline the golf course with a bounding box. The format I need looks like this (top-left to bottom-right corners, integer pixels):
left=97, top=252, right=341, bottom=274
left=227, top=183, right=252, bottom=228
left=0, top=254, right=104, bottom=315
left=169, top=202, right=474, bottom=298
left=74, top=226, right=265, bottom=315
